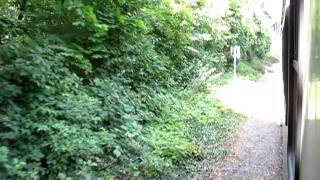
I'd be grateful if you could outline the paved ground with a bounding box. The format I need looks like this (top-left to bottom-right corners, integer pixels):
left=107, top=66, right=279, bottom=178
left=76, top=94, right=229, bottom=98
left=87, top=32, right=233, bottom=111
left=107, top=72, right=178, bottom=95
left=205, top=62, right=284, bottom=180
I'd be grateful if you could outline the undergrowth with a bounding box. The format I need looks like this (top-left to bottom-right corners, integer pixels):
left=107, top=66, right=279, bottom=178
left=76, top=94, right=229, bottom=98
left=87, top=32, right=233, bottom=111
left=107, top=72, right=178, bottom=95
left=238, top=61, right=262, bottom=80
left=142, top=80, right=243, bottom=178
left=238, top=54, right=278, bottom=81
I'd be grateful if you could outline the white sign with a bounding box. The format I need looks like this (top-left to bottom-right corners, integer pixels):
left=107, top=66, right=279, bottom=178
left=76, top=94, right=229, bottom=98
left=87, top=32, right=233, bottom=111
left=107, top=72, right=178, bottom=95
left=230, top=45, right=241, bottom=59
left=230, top=45, right=241, bottom=78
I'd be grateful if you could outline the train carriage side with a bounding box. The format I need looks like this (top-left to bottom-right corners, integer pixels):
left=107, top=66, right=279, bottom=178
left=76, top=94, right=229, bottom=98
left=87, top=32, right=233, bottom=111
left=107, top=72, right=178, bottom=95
left=283, top=0, right=320, bottom=179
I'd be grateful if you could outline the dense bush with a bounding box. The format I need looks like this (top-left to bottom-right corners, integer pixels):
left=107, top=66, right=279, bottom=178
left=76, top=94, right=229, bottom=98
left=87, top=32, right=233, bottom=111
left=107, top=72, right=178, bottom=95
left=222, top=0, right=271, bottom=64
left=0, top=0, right=270, bottom=178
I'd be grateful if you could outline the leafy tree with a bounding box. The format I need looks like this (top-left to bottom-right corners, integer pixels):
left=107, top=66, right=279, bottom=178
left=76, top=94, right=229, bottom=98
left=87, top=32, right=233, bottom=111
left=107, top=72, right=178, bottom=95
left=0, top=0, right=270, bottom=178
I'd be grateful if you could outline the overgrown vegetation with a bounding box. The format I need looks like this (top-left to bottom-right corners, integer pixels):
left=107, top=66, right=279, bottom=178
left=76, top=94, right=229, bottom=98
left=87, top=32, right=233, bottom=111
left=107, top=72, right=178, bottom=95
left=0, top=0, right=270, bottom=178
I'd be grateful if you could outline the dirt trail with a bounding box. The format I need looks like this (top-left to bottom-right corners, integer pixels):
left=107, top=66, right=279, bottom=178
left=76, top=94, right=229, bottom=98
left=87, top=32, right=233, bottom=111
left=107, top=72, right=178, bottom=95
left=206, top=62, right=284, bottom=179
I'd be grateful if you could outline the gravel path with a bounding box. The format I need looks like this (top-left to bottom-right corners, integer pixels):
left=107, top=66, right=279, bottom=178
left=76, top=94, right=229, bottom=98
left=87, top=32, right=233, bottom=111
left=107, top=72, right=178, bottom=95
left=205, top=62, right=284, bottom=180
left=206, top=118, right=283, bottom=180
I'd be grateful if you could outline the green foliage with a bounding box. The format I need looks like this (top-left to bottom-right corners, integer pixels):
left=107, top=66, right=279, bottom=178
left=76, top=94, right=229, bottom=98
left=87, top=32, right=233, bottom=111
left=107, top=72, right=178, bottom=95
left=224, top=0, right=252, bottom=60
left=0, top=0, right=269, bottom=179
left=251, top=15, right=272, bottom=59
left=222, top=0, right=271, bottom=65
left=140, top=84, right=242, bottom=178
left=237, top=61, right=262, bottom=80
left=238, top=54, right=276, bottom=81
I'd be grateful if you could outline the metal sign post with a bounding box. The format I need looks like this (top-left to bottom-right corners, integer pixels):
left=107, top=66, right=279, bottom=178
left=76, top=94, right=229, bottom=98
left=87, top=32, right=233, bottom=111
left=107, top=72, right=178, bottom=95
left=230, top=45, right=241, bottom=79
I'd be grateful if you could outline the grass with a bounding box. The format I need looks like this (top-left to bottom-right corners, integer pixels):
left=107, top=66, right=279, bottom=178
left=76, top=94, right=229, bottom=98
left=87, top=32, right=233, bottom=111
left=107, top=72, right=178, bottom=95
left=143, top=57, right=276, bottom=178
left=141, top=77, right=244, bottom=179
left=173, top=78, right=244, bottom=178
left=238, top=54, right=278, bottom=81
left=209, top=72, right=233, bottom=86
left=237, top=61, right=262, bottom=81
left=183, top=94, right=243, bottom=178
